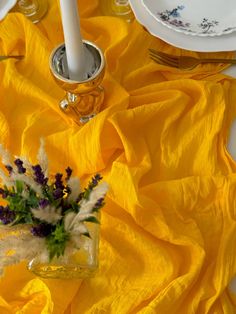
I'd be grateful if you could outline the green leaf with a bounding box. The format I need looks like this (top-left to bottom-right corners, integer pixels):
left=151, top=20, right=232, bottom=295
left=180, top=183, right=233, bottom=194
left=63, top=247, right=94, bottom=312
left=46, top=224, right=70, bottom=261
left=83, top=189, right=91, bottom=200
left=27, top=196, right=39, bottom=208
left=71, top=202, right=79, bottom=212
left=16, top=180, right=24, bottom=193
left=42, top=184, right=54, bottom=203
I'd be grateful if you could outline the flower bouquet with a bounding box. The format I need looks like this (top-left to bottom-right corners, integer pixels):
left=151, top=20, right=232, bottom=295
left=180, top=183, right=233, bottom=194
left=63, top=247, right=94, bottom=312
left=0, top=140, right=108, bottom=279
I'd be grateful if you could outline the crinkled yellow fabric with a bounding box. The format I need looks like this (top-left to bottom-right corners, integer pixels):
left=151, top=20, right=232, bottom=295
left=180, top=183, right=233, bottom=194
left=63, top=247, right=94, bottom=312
left=1, top=0, right=236, bottom=313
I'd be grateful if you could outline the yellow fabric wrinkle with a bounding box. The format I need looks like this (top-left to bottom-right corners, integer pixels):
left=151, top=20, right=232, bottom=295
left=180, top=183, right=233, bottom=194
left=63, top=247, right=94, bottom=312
left=13, top=278, right=53, bottom=313
left=0, top=0, right=236, bottom=313
left=82, top=17, right=130, bottom=76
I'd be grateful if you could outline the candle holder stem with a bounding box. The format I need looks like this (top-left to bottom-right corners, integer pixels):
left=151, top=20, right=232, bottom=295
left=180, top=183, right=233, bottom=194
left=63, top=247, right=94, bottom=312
left=60, top=87, right=104, bottom=125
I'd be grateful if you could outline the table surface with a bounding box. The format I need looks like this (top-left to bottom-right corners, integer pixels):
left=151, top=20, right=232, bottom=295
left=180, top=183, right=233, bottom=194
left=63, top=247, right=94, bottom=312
left=0, top=1, right=236, bottom=313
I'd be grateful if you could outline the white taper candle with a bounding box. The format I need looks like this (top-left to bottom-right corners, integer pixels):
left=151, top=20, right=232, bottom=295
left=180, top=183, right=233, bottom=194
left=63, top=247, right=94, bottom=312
left=59, top=0, right=86, bottom=81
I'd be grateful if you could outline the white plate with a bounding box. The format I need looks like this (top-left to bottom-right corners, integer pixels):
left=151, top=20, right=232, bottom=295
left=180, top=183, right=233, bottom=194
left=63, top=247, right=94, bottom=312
left=129, top=0, right=236, bottom=52
left=142, top=0, right=236, bottom=37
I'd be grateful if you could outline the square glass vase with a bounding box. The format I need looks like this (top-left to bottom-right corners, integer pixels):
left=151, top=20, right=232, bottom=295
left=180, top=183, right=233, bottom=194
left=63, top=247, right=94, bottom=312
left=28, top=219, right=100, bottom=279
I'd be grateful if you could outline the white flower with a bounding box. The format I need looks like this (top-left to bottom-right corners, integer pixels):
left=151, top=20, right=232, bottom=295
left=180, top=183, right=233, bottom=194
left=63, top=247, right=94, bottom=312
left=0, top=0, right=17, bottom=21
left=64, top=213, right=90, bottom=250
left=31, top=206, right=62, bottom=224
left=37, top=138, right=49, bottom=177
left=79, top=182, right=109, bottom=215
left=64, top=212, right=89, bottom=234
left=19, top=156, right=34, bottom=176
left=0, top=143, right=44, bottom=196
left=0, top=147, right=43, bottom=196
left=0, top=225, right=46, bottom=276
left=15, top=139, right=48, bottom=177
left=11, top=172, right=43, bottom=196
left=65, top=182, right=108, bottom=232
left=64, top=182, right=108, bottom=249
left=0, top=144, right=13, bottom=166
left=64, top=211, right=76, bottom=231
left=0, top=168, right=14, bottom=187
left=67, top=177, right=80, bottom=202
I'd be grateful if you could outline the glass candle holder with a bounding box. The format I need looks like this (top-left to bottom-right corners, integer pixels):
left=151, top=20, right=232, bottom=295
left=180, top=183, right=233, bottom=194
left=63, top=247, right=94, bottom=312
left=13, top=0, right=48, bottom=23
left=100, top=0, right=134, bottom=22
left=50, top=40, right=105, bottom=126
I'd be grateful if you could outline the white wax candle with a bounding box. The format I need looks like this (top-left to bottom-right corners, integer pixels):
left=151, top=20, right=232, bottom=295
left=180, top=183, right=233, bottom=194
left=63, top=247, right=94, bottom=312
left=59, top=0, right=86, bottom=81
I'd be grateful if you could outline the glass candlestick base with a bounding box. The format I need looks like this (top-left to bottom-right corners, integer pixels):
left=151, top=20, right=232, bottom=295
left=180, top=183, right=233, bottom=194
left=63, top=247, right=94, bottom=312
left=100, top=0, right=134, bottom=22
left=50, top=40, right=105, bottom=126
left=13, top=0, right=48, bottom=23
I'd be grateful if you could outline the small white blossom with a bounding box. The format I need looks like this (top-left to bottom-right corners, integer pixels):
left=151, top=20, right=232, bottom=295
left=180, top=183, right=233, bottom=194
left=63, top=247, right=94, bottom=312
left=69, top=232, right=88, bottom=250
left=64, top=212, right=89, bottom=234
left=37, top=138, right=49, bottom=177
left=64, top=182, right=108, bottom=246
left=0, top=144, right=13, bottom=167
left=66, top=182, right=108, bottom=229
left=79, top=182, right=109, bottom=214
left=67, top=177, right=80, bottom=202
left=64, top=212, right=76, bottom=231
left=31, top=206, right=62, bottom=224
left=0, top=168, right=14, bottom=187
left=20, top=156, right=34, bottom=176
left=0, top=226, right=46, bottom=276
left=12, top=173, right=43, bottom=196
left=73, top=223, right=89, bottom=234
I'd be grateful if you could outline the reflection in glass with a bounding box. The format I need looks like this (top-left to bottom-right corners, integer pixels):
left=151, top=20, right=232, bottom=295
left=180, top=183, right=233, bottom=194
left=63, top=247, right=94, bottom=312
left=14, top=0, right=48, bottom=23
left=101, top=0, right=134, bottom=22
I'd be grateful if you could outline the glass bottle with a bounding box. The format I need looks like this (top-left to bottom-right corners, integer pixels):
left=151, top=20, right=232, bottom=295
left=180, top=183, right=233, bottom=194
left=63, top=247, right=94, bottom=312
left=13, top=0, right=48, bottom=23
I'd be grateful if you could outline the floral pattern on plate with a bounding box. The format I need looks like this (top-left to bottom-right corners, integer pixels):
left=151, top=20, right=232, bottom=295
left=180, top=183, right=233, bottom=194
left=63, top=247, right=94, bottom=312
left=142, top=0, right=236, bottom=37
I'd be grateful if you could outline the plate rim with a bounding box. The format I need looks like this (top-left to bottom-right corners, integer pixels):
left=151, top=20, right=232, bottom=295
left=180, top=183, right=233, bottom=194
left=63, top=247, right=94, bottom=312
left=129, top=0, right=236, bottom=52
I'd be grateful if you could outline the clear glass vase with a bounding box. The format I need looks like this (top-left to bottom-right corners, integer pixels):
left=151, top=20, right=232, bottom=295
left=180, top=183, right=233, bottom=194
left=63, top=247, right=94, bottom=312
left=28, top=218, right=101, bottom=279
left=14, top=0, right=48, bottom=23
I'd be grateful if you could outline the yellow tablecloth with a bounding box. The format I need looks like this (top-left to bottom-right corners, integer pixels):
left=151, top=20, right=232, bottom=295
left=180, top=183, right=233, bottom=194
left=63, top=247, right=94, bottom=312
left=1, top=1, right=236, bottom=313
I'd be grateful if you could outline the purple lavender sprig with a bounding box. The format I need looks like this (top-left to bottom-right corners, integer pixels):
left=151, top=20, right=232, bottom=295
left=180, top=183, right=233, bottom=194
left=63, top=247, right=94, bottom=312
left=32, top=164, right=48, bottom=185
left=31, top=223, right=54, bottom=237
left=0, top=205, right=16, bottom=225
left=77, top=174, right=103, bottom=202
left=65, top=167, right=72, bottom=181
left=14, top=158, right=26, bottom=174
